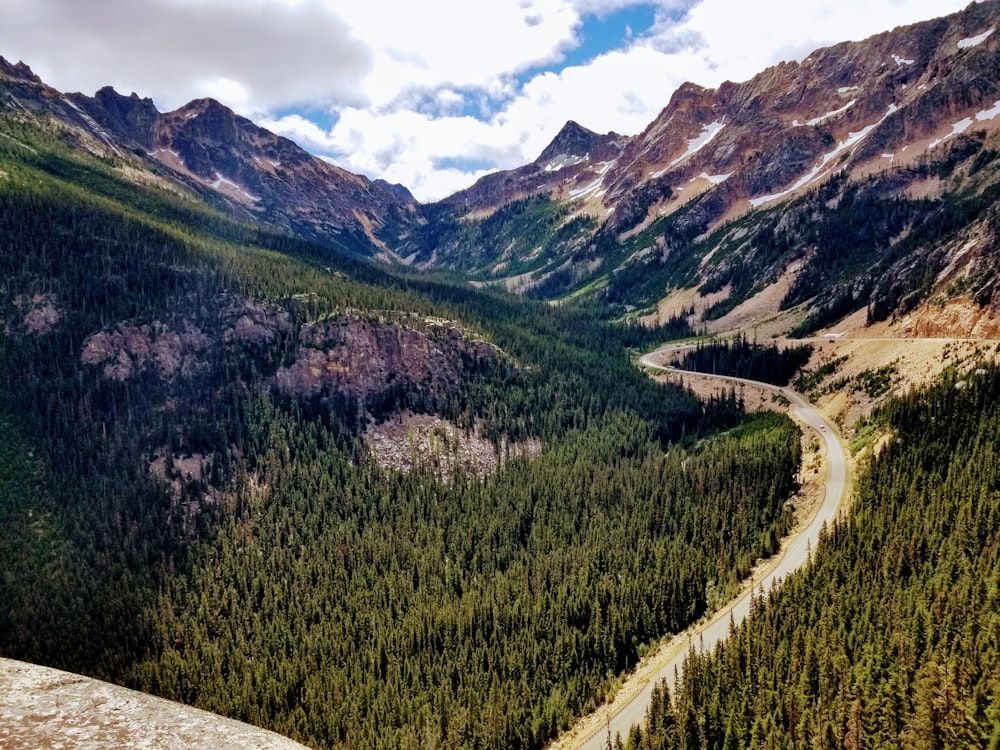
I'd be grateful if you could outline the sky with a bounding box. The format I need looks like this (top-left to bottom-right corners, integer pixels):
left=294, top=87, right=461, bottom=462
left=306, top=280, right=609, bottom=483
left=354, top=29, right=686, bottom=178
left=0, top=0, right=975, bottom=202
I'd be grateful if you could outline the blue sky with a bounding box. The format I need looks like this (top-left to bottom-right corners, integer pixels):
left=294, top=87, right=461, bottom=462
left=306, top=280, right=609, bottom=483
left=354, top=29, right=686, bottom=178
left=531, top=4, right=661, bottom=77
left=0, top=0, right=976, bottom=201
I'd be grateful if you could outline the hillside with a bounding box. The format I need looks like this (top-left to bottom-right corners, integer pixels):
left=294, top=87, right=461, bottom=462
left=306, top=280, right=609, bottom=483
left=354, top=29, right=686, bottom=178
left=626, top=366, right=1000, bottom=750
left=3, top=3, right=1000, bottom=749
left=399, top=0, right=1000, bottom=341
left=0, top=89, right=805, bottom=748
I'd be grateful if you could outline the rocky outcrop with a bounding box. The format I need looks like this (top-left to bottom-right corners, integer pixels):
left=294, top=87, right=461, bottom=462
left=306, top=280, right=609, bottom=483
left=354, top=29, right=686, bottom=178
left=0, top=658, right=310, bottom=750
left=81, top=322, right=211, bottom=381
left=222, top=301, right=291, bottom=345
left=364, top=411, right=541, bottom=480
left=0, top=58, right=41, bottom=84
left=272, top=316, right=499, bottom=419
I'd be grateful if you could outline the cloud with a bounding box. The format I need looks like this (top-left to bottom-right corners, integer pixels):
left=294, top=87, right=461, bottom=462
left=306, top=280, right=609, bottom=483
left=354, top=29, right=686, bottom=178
left=647, top=0, right=974, bottom=84
left=0, top=0, right=978, bottom=202
left=263, top=0, right=973, bottom=201
left=0, top=0, right=371, bottom=112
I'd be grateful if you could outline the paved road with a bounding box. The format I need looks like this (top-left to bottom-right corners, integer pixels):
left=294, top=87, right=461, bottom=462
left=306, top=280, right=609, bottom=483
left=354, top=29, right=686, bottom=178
left=561, top=348, right=850, bottom=750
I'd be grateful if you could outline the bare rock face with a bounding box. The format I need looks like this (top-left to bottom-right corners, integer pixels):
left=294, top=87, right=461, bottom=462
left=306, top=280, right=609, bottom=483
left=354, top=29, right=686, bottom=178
left=81, top=322, right=210, bottom=381
left=0, top=658, right=310, bottom=750
left=7, top=293, right=61, bottom=335
left=365, top=411, right=542, bottom=480
left=0, top=58, right=41, bottom=84
left=273, top=316, right=497, bottom=418
left=222, top=301, right=291, bottom=345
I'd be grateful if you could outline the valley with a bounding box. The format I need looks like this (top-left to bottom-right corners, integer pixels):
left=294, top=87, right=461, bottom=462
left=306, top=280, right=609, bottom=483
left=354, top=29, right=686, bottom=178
left=560, top=326, right=1000, bottom=748
left=2, top=2, right=1000, bottom=748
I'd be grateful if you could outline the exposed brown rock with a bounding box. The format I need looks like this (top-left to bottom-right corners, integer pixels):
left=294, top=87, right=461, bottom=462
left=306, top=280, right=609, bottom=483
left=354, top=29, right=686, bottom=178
left=896, top=296, right=1000, bottom=338
left=272, top=315, right=499, bottom=416
left=81, top=322, right=210, bottom=381
left=222, top=301, right=290, bottom=344
left=365, top=411, right=541, bottom=480
left=12, top=293, right=61, bottom=334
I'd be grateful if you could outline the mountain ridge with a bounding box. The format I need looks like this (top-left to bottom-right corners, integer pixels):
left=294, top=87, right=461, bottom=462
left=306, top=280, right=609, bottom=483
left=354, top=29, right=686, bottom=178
left=4, top=0, right=1000, bottom=335
left=0, top=60, right=417, bottom=255
left=402, top=0, right=1000, bottom=337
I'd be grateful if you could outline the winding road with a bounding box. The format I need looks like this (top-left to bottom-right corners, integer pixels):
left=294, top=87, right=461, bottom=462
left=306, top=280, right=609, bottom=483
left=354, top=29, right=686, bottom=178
left=554, top=346, right=851, bottom=750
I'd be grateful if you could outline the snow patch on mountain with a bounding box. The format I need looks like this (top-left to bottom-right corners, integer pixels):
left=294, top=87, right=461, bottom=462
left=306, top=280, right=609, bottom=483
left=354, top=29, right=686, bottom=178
left=929, top=117, right=974, bottom=149
left=569, top=176, right=605, bottom=198
left=544, top=153, right=588, bottom=172
left=976, top=99, right=1000, bottom=122
left=696, top=171, right=732, bottom=185
left=211, top=173, right=260, bottom=202
left=805, top=100, right=857, bottom=127
left=929, top=99, right=1000, bottom=150
left=668, top=121, right=725, bottom=168
left=752, top=105, right=897, bottom=207
left=958, top=27, right=994, bottom=49
left=792, top=98, right=856, bottom=127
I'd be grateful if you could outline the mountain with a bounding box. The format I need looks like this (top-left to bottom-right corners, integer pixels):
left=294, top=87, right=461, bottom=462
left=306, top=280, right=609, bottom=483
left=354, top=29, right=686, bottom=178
left=7, top=1, right=1000, bottom=338
left=0, top=59, right=417, bottom=256
left=0, top=54, right=795, bottom=750
left=405, top=0, right=1000, bottom=337
left=438, top=120, right=626, bottom=214
left=3, top=6, right=1000, bottom=750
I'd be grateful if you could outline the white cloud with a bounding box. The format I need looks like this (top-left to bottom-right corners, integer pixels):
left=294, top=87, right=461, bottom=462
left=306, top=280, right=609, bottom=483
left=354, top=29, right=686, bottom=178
left=0, top=0, right=978, bottom=201
left=0, top=0, right=372, bottom=111
left=278, top=0, right=973, bottom=201
left=649, top=0, right=972, bottom=84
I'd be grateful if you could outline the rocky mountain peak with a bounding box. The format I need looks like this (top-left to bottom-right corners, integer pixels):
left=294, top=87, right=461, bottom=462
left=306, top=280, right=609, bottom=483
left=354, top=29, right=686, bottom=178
left=536, top=120, right=603, bottom=163
left=537, top=120, right=624, bottom=174
left=0, top=56, right=41, bottom=84
left=88, top=86, right=160, bottom=147
left=171, top=97, right=239, bottom=124
left=374, top=178, right=416, bottom=203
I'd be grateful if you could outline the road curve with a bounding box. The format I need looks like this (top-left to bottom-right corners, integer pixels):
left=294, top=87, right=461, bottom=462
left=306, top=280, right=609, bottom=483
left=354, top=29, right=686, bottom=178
left=555, top=347, right=850, bottom=750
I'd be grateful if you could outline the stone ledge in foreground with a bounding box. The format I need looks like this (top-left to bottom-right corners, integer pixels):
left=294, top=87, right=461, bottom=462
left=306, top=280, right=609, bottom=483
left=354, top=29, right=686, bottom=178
left=0, top=657, right=312, bottom=749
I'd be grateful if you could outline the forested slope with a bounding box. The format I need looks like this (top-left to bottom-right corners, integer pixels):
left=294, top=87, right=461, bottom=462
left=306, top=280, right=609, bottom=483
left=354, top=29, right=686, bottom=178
left=627, top=367, right=1000, bottom=750
left=0, top=117, right=805, bottom=748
